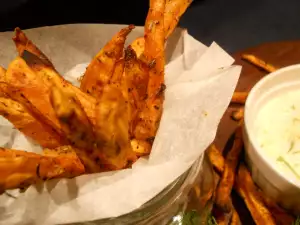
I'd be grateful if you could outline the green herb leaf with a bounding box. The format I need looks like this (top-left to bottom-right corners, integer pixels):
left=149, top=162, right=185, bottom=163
left=292, top=216, right=300, bottom=225
left=288, top=141, right=295, bottom=153
left=277, top=156, right=300, bottom=179
left=207, top=214, right=218, bottom=225
left=181, top=210, right=201, bottom=225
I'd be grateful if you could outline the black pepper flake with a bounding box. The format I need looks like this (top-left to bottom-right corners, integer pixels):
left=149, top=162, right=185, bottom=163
left=154, top=105, right=159, bottom=110
left=36, top=164, right=41, bottom=178
left=146, top=137, right=155, bottom=144
left=156, top=83, right=166, bottom=97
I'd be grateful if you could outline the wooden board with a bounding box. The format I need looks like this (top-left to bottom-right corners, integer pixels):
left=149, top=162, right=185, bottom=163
left=213, top=40, right=300, bottom=224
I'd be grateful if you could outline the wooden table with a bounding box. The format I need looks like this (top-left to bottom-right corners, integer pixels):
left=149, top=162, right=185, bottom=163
left=213, top=41, right=300, bottom=224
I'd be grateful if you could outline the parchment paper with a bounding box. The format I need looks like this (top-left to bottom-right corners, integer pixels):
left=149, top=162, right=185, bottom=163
left=0, top=24, right=241, bottom=225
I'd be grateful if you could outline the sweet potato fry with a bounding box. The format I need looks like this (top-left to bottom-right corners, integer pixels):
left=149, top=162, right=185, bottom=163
left=215, top=126, right=243, bottom=212
left=241, top=54, right=277, bottom=73
left=231, top=92, right=248, bottom=104
left=231, top=108, right=244, bottom=121
left=6, top=52, right=97, bottom=133
left=164, top=0, right=193, bottom=39
left=5, top=57, right=65, bottom=135
left=258, top=190, right=295, bottom=225
left=130, top=37, right=145, bottom=59
left=0, top=147, right=85, bottom=192
left=80, top=25, right=134, bottom=98
left=50, top=85, right=95, bottom=150
left=207, top=144, right=225, bottom=174
left=0, top=97, right=67, bottom=148
left=230, top=208, right=241, bottom=225
left=0, top=67, right=8, bottom=98
left=95, top=85, right=137, bottom=169
left=12, top=27, right=54, bottom=68
left=235, top=164, right=276, bottom=225
left=124, top=46, right=149, bottom=136
left=21, top=51, right=98, bottom=125
left=131, top=0, right=192, bottom=56
left=133, top=0, right=166, bottom=154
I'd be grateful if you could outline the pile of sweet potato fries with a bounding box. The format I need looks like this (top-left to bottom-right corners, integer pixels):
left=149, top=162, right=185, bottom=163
left=205, top=55, right=298, bottom=225
left=0, top=0, right=192, bottom=193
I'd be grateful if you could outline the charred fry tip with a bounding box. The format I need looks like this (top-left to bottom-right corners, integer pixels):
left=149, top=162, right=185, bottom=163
left=119, top=25, right=135, bottom=36
left=124, top=45, right=137, bottom=61
left=12, top=27, right=22, bottom=40
left=128, top=24, right=135, bottom=30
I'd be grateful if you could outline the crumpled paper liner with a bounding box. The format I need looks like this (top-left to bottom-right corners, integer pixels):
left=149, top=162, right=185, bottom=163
left=0, top=26, right=241, bottom=225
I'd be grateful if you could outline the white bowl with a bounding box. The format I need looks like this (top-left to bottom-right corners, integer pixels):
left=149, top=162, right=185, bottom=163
left=244, top=64, right=300, bottom=215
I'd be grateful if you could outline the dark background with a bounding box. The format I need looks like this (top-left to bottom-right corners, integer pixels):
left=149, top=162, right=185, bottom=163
left=1, top=0, right=300, bottom=53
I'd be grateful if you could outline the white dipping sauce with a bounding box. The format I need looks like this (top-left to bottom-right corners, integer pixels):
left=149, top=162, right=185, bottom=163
left=254, top=89, right=300, bottom=183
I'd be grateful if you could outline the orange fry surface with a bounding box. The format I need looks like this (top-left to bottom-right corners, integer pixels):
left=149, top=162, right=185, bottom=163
left=241, top=54, right=277, bottom=73
left=164, top=0, right=193, bottom=39
left=80, top=25, right=134, bottom=98
left=0, top=97, right=67, bottom=149
left=207, top=144, right=225, bottom=174
left=0, top=147, right=85, bottom=192
left=133, top=0, right=166, bottom=154
left=124, top=46, right=149, bottom=137
left=215, top=126, right=243, bottom=212
left=13, top=27, right=54, bottom=68
left=231, top=92, right=248, bottom=104
left=235, top=164, right=276, bottom=225
left=231, top=108, right=244, bottom=122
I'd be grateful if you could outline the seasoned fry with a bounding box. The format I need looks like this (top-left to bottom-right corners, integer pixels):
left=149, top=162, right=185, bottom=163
left=0, top=66, right=5, bottom=80
left=164, top=0, right=193, bottom=39
left=12, top=27, right=54, bottom=68
left=95, top=85, right=137, bottom=169
left=207, top=144, right=225, bottom=174
left=0, top=67, right=8, bottom=98
left=231, top=108, right=244, bottom=121
left=80, top=25, right=134, bottom=98
left=131, top=0, right=192, bottom=56
left=258, top=190, right=295, bottom=225
left=215, top=126, right=243, bottom=212
left=0, top=97, right=67, bottom=148
left=133, top=0, right=166, bottom=153
left=235, top=164, right=276, bottom=225
left=50, top=85, right=95, bottom=150
left=241, top=54, right=277, bottom=73
left=6, top=53, right=97, bottom=133
left=5, top=57, right=65, bottom=135
left=230, top=208, right=241, bottom=225
left=0, top=147, right=85, bottom=192
left=130, top=37, right=145, bottom=59
left=231, top=92, right=248, bottom=104
left=124, top=46, right=149, bottom=136
left=21, top=51, right=98, bottom=125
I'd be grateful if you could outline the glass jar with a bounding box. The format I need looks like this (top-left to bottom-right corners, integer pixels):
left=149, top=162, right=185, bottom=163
left=69, top=154, right=214, bottom=225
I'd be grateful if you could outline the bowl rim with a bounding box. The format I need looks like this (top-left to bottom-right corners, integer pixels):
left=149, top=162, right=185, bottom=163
left=244, top=63, right=300, bottom=190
